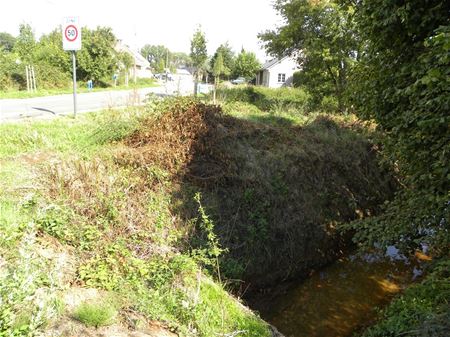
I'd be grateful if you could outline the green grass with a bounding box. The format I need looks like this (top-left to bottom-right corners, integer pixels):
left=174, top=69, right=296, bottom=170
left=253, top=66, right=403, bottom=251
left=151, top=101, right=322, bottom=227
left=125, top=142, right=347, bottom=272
left=0, top=108, right=143, bottom=159
left=222, top=100, right=311, bottom=127
left=73, top=302, right=117, bottom=328
left=194, top=279, right=270, bottom=337
left=0, top=117, right=93, bottom=158
left=215, top=85, right=311, bottom=113
left=0, top=78, right=158, bottom=99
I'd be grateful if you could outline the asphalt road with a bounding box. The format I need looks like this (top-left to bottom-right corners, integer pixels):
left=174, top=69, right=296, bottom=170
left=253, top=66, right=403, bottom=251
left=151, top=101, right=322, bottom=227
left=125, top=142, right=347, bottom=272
left=0, top=86, right=168, bottom=123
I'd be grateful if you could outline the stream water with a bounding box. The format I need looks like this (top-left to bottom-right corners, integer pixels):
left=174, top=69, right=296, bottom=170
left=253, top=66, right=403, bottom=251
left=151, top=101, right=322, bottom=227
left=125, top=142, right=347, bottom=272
left=254, top=247, right=429, bottom=337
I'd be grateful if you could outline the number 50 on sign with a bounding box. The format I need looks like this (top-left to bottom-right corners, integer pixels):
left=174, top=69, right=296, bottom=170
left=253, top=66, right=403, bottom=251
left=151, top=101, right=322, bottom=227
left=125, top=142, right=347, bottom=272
left=62, top=17, right=81, bottom=51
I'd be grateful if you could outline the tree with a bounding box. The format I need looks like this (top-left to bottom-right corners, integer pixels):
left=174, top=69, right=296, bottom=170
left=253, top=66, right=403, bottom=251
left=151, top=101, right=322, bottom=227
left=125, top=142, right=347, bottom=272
left=155, top=58, right=165, bottom=74
left=345, top=0, right=450, bottom=253
left=212, top=51, right=228, bottom=103
left=232, top=49, right=260, bottom=81
left=13, top=24, right=37, bottom=90
left=13, top=23, right=36, bottom=64
left=140, top=44, right=171, bottom=72
left=210, top=43, right=234, bottom=80
left=190, top=27, right=208, bottom=95
left=77, top=27, right=117, bottom=83
left=172, top=52, right=192, bottom=69
left=0, top=32, right=16, bottom=52
left=117, top=51, right=134, bottom=86
left=259, top=0, right=359, bottom=110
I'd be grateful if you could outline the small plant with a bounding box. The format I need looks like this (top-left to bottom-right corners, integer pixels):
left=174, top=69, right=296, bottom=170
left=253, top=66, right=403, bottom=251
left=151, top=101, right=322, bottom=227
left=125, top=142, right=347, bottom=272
left=73, top=302, right=117, bottom=328
left=191, top=193, right=225, bottom=271
left=35, top=205, right=71, bottom=240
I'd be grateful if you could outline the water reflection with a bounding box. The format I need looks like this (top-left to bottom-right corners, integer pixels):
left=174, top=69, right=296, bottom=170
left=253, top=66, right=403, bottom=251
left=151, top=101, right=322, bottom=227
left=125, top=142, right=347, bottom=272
left=257, top=252, right=427, bottom=337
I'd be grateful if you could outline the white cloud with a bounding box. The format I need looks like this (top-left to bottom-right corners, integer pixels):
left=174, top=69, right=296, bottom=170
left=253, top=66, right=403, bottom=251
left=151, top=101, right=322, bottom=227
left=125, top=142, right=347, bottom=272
left=0, top=0, right=281, bottom=61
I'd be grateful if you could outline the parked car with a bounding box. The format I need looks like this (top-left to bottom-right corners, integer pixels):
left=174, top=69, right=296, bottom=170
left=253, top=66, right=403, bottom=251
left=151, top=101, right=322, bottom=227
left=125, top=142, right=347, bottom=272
left=154, top=73, right=174, bottom=81
left=231, top=77, right=246, bottom=85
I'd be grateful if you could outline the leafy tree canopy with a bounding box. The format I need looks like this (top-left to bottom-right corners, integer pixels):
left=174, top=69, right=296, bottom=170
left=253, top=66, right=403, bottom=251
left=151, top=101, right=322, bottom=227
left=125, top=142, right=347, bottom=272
left=34, top=29, right=70, bottom=72
left=171, top=51, right=192, bottom=69
left=259, top=0, right=360, bottom=110
left=210, top=42, right=234, bottom=79
left=140, top=44, right=170, bottom=72
left=0, top=32, right=16, bottom=52
left=190, top=27, right=208, bottom=74
left=213, top=51, right=228, bottom=78
left=232, top=49, right=260, bottom=80
left=77, top=26, right=117, bottom=83
left=13, top=23, right=36, bottom=64
left=344, top=0, right=450, bottom=253
left=117, top=50, right=134, bottom=70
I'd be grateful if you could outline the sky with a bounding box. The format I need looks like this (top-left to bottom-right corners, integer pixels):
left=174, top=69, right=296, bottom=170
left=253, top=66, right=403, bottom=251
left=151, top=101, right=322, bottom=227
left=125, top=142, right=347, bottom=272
left=0, top=0, right=282, bottom=61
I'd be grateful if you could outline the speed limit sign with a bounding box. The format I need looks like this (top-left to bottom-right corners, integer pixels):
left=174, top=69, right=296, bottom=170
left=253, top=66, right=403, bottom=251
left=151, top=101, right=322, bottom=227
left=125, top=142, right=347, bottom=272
left=62, top=17, right=81, bottom=51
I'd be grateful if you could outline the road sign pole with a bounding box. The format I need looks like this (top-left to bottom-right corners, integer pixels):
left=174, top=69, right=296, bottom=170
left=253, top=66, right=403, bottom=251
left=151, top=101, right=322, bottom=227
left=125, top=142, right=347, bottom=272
left=63, top=16, right=81, bottom=117
left=72, top=51, right=77, bottom=118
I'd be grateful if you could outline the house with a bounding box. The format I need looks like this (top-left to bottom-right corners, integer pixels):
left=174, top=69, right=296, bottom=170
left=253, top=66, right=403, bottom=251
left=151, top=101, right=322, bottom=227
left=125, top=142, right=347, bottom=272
left=256, top=56, right=300, bottom=88
left=115, top=40, right=153, bottom=79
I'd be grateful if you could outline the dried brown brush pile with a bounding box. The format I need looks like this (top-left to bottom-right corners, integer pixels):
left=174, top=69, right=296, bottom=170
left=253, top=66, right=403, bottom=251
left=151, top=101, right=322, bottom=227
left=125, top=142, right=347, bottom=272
left=122, top=99, right=225, bottom=175
left=119, top=98, right=271, bottom=184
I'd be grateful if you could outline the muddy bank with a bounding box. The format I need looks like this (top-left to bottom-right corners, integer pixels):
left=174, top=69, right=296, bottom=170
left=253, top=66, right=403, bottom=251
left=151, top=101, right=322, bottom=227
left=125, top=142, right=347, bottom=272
left=122, top=99, right=397, bottom=288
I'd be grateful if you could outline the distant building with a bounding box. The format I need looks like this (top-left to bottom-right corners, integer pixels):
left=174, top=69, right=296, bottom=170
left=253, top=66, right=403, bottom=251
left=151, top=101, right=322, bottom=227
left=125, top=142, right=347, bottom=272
left=256, top=56, right=300, bottom=88
left=115, top=40, right=153, bottom=79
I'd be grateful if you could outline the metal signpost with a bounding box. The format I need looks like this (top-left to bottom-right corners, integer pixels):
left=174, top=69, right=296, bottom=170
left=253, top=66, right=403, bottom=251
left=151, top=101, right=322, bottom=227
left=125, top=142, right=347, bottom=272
left=62, top=17, right=81, bottom=117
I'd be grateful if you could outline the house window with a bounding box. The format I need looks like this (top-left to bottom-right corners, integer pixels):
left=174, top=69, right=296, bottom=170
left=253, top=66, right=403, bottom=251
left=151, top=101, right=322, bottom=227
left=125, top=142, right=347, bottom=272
left=278, top=73, right=286, bottom=83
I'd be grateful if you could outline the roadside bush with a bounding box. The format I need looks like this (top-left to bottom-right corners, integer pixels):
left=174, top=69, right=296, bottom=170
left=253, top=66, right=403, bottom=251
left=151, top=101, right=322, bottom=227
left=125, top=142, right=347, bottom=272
left=34, top=62, right=71, bottom=89
left=0, top=51, right=24, bottom=91
left=320, top=95, right=339, bottom=112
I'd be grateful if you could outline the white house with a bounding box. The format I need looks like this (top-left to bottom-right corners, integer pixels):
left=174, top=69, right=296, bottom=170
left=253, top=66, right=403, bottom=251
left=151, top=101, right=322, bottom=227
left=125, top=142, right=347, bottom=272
left=256, top=56, right=300, bottom=88
left=115, top=40, right=153, bottom=79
